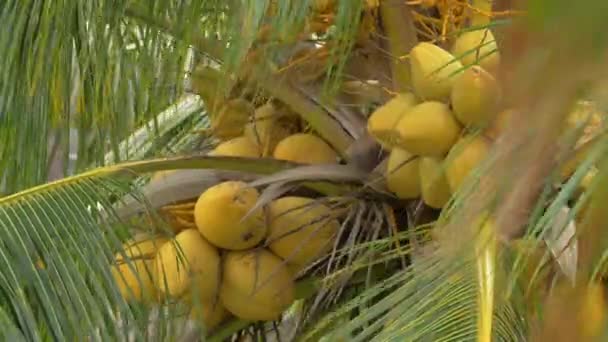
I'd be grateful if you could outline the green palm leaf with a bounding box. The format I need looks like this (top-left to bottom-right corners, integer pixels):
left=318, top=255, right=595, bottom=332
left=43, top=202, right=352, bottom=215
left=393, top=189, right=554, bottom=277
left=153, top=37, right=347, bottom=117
left=0, top=175, right=147, bottom=340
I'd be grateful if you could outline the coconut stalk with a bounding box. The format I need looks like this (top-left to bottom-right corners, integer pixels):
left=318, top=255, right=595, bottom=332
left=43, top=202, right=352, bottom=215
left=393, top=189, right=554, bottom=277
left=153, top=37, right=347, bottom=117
left=470, top=0, right=493, bottom=26
left=475, top=216, right=498, bottom=342
left=379, top=0, right=418, bottom=92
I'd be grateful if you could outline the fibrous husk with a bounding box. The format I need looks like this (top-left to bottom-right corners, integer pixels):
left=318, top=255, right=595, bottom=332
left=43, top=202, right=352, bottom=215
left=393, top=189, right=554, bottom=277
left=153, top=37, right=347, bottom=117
left=451, top=65, right=501, bottom=127
left=395, top=101, right=462, bottom=156
left=410, top=42, right=464, bottom=101
left=385, top=148, right=421, bottom=199
left=194, top=181, right=267, bottom=250
left=367, top=92, right=418, bottom=150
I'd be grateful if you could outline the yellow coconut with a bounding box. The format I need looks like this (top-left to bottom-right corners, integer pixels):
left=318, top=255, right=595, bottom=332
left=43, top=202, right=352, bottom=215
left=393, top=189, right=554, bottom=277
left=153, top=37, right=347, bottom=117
left=451, top=29, right=500, bottom=75
left=410, top=42, right=464, bottom=101
left=450, top=66, right=501, bottom=127
left=579, top=282, right=607, bottom=339
left=273, top=133, right=338, bottom=164
left=367, top=92, right=418, bottom=149
left=194, top=181, right=267, bottom=250
left=484, top=108, right=514, bottom=140
left=536, top=281, right=607, bottom=341
left=394, top=101, right=462, bottom=156
left=211, top=98, right=255, bottom=141
left=385, top=148, right=421, bottom=199
left=445, top=135, right=491, bottom=193
left=155, top=229, right=220, bottom=300
left=209, top=136, right=261, bottom=158
left=188, top=300, right=229, bottom=332
left=244, top=102, right=296, bottom=156
left=419, top=157, right=452, bottom=209
left=267, top=197, right=340, bottom=269
left=286, top=263, right=307, bottom=278
left=111, top=237, right=168, bottom=302
left=220, top=249, right=295, bottom=321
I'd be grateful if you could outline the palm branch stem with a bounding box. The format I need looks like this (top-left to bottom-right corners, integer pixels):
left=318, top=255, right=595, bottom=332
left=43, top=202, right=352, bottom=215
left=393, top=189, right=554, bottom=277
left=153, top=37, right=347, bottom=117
left=258, top=75, right=354, bottom=155
left=470, top=0, right=493, bottom=26
left=476, top=218, right=497, bottom=342
left=379, top=0, right=418, bottom=92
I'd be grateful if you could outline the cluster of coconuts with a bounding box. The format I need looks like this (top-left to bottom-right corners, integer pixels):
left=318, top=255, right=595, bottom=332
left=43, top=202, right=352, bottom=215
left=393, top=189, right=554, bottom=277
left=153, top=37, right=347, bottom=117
left=111, top=181, right=341, bottom=330
left=368, top=29, right=603, bottom=207
left=112, top=36, right=352, bottom=330
left=110, top=25, right=605, bottom=333
left=366, top=29, right=503, bottom=207
left=191, top=76, right=340, bottom=165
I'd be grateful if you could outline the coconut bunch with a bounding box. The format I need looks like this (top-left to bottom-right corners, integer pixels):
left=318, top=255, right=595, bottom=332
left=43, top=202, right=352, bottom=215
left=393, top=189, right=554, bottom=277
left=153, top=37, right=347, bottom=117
left=110, top=181, right=342, bottom=332
left=191, top=63, right=341, bottom=163
left=365, top=29, right=501, bottom=208
left=207, top=98, right=340, bottom=164
left=111, top=8, right=607, bottom=337
left=367, top=29, right=605, bottom=209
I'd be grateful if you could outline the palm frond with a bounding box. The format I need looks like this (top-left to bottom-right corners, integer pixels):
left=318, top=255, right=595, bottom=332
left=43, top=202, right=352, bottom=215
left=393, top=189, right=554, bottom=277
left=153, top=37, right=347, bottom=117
left=104, top=93, right=207, bottom=164
left=0, top=1, right=225, bottom=193
left=0, top=174, right=152, bottom=340
left=300, top=220, right=528, bottom=342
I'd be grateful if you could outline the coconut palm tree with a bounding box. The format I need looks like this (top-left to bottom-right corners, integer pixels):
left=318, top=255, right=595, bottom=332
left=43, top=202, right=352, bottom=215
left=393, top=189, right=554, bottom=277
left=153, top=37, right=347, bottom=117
left=1, top=0, right=608, bottom=341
